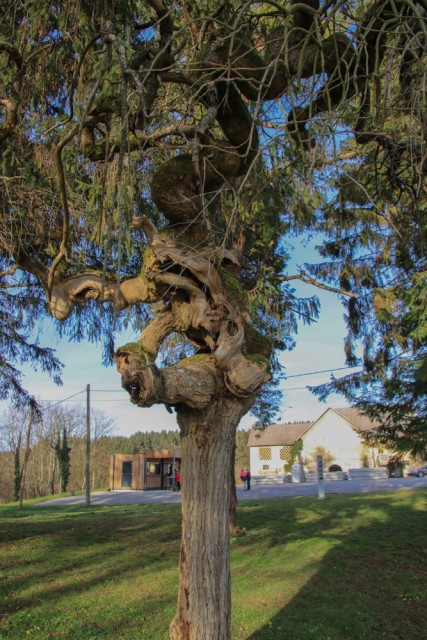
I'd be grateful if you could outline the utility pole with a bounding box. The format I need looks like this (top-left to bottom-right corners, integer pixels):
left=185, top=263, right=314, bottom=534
left=85, top=384, right=91, bottom=506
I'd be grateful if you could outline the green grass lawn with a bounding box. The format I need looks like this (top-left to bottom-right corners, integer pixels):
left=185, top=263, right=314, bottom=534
left=0, top=490, right=426, bottom=640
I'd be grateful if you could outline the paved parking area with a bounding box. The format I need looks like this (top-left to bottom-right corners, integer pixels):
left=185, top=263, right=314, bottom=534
left=36, top=476, right=427, bottom=507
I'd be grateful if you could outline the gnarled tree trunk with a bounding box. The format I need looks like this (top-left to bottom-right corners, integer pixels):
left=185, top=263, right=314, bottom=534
left=170, top=397, right=252, bottom=640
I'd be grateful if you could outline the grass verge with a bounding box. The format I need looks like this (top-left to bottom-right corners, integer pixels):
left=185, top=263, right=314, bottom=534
left=0, top=490, right=426, bottom=640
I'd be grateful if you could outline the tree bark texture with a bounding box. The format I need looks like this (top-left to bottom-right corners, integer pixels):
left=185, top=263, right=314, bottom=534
left=170, top=396, right=252, bottom=640
left=228, top=441, right=240, bottom=537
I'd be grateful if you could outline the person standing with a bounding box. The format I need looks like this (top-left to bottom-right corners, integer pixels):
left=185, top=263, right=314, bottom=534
left=246, top=469, right=251, bottom=491
left=175, top=468, right=181, bottom=491
left=240, top=468, right=247, bottom=490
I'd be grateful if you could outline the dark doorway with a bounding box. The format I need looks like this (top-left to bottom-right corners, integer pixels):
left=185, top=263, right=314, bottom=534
left=121, top=461, right=133, bottom=488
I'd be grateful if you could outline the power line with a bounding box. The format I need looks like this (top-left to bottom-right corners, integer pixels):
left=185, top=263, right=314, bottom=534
left=91, top=389, right=127, bottom=393
left=46, top=389, right=86, bottom=408
left=282, top=386, right=309, bottom=391
left=87, top=399, right=131, bottom=402
left=285, top=365, right=361, bottom=379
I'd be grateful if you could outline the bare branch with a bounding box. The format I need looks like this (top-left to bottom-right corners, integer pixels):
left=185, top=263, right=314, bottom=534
left=0, top=264, right=18, bottom=279
left=48, top=272, right=159, bottom=320
left=282, top=272, right=358, bottom=297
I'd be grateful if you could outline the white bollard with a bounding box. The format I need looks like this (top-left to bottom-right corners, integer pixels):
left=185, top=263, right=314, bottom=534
left=317, top=455, right=326, bottom=500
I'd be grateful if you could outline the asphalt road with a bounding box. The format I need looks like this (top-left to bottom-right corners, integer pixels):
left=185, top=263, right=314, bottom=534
left=36, top=476, right=427, bottom=507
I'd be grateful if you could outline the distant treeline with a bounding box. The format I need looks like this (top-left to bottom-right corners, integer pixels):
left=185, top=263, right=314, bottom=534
left=110, top=429, right=181, bottom=454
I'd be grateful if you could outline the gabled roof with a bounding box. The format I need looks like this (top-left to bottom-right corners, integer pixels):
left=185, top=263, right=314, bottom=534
left=248, top=407, right=382, bottom=447
left=248, top=422, right=311, bottom=447
left=330, top=407, right=382, bottom=432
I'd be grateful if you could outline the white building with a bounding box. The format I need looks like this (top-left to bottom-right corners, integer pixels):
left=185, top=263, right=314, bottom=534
left=248, top=407, right=385, bottom=476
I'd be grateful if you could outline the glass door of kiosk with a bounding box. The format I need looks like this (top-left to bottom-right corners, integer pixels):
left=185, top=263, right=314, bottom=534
left=164, top=463, right=173, bottom=489
left=121, top=461, right=133, bottom=488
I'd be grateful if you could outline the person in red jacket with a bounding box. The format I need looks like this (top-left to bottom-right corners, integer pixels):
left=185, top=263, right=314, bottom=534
left=240, top=468, right=247, bottom=490
left=175, top=468, right=181, bottom=491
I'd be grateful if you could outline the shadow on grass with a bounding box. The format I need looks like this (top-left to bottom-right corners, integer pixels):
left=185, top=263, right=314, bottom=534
left=240, top=491, right=427, bottom=640
left=1, top=492, right=426, bottom=640
left=0, top=503, right=181, bottom=627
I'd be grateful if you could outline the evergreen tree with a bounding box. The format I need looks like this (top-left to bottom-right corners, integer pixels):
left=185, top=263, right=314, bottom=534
left=54, top=428, right=71, bottom=493
left=1, top=1, right=425, bottom=636
left=0, top=288, right=63, bottom=405
left=305, top=59, right=427, bottom=456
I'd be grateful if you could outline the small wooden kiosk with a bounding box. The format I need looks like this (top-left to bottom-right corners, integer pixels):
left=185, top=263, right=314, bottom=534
left=109, top=450, right=181, bottom=491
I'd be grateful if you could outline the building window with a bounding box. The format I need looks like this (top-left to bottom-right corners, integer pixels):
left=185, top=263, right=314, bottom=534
left=148, top=462, right=161, bottom=474
left=280, top=446, right=292, bottom=461
left=259, top=447, right=272, bottom=460
left=263, top=464, right=270, bottom=471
